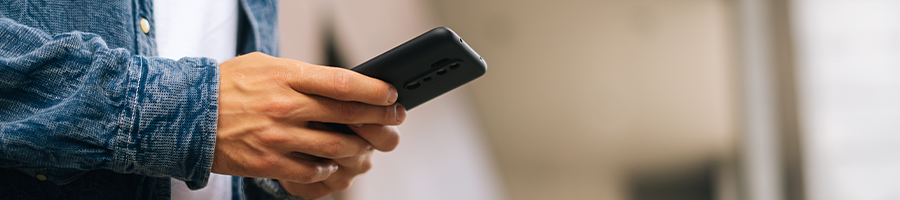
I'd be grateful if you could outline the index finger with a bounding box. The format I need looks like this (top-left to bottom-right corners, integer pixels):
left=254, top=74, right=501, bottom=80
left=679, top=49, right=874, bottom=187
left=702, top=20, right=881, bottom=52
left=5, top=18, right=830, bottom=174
left=284, top=62, right=398, bottom=106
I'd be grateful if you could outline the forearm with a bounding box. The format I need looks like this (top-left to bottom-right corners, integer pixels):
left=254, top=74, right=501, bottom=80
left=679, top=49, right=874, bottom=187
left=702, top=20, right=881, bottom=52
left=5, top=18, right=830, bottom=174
left=0, top=18, right=218, bottom=189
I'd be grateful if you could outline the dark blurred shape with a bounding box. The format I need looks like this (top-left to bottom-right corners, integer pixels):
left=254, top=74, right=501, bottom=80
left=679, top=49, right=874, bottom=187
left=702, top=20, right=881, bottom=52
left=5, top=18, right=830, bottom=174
left=629, top=163, right=713, bottom=200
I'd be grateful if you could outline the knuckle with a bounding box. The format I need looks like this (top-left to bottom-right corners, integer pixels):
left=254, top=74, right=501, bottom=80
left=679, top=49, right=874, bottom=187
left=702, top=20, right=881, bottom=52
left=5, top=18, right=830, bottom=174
left=318, top=139, right=346, bottom=158
left=382, top=105, right=394, bottom=123
left=242, top=52, right=267, bottom=61
left=271, top=66, right=291, bottom=84
left=263, top=96, right=301, bottom=118
left=331, top=70, right=354, bottom=98
left=247, top=52, right=272, bottom=59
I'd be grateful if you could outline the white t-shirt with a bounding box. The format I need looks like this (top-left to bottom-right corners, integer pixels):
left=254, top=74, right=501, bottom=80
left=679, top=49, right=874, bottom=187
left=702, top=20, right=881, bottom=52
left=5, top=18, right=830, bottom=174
left=153, top=0, right=238, bottom=199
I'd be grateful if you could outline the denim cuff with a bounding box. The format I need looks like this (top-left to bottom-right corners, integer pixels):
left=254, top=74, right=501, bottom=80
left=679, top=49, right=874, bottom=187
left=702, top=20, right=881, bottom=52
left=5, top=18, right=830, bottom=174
left=113, top=55, right=219, bottom=190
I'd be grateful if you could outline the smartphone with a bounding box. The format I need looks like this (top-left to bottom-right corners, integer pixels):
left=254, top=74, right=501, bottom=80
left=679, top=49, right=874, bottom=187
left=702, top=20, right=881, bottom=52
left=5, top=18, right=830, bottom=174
left=324, top=27, right=487, bottom=133
left=353, top=27, right=487, bottom=109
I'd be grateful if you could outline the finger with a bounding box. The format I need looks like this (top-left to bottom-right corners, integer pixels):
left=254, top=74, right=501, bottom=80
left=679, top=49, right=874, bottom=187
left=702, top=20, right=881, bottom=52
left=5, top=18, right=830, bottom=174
left=348, top=124, right=401, bottom=152
left=285, top=63, right=398, bottom=106
left=279, top=158, right=339, bottom=184
left=279, top=154, right=370, bottom=198
left=323, top=157, right=372, bottom=192
left=278, top=126, right=373, bottom=159
left=211, top=127, right=337, bottom=183
left=330, top=150, right=373, bottom=171
left=240, top=153, right=337, bottom=184
left=295, top=96, right=406, bottom=125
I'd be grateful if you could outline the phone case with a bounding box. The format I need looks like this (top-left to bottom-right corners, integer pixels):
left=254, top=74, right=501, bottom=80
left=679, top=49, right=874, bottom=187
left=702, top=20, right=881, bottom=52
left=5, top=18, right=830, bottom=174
left=352, top=27, right=487, bottom=110
left=323, top=27, right=487, bottom=135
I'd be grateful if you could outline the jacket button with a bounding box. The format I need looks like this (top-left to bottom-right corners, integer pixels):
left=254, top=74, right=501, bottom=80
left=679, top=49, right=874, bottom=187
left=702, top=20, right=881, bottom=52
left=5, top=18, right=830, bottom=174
left=140, top=18, right=150, bottom=34
left=35, top=174, right=48, bottom=181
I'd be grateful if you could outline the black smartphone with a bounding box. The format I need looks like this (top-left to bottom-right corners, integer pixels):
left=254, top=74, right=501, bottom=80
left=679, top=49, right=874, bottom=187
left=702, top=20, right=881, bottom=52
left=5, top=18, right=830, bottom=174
left=353, top=27, right=487, bottom=109
left=324, top=27, right=487, bottom=133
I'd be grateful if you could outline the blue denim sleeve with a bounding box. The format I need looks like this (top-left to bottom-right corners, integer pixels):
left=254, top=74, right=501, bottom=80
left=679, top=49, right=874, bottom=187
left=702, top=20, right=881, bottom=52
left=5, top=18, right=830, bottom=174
left=0, top=18, right=218, bottom=190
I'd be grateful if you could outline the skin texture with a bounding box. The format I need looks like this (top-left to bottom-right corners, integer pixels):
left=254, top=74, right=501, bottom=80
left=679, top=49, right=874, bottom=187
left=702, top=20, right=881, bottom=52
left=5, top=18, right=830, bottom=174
left=212, top=52, right=404, bottom=199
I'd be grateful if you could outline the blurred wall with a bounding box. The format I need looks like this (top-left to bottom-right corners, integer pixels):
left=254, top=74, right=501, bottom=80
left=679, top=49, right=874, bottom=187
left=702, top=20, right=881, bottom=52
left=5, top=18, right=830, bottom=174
left=429, top=0, right=737, bottom=199
left=793, top=1, right=900, bottom=199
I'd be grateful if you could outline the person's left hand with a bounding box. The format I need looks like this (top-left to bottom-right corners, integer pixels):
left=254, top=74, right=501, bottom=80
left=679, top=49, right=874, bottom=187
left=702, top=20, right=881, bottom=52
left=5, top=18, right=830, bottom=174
left=279, top=124, right=400, bottom=199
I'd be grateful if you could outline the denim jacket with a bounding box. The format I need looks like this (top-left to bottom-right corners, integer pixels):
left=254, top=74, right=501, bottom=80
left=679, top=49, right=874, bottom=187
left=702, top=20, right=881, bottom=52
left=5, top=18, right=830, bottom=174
left=0, top=0, right=305, bottom=199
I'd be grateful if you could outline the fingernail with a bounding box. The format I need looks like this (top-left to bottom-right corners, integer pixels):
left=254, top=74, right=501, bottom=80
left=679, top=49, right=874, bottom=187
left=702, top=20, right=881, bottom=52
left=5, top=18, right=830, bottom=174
left=350, top=124, right=364, bottom=128
left=387, top=87, right=398, bottom=104
left=395, top=104, right=406, bottom=123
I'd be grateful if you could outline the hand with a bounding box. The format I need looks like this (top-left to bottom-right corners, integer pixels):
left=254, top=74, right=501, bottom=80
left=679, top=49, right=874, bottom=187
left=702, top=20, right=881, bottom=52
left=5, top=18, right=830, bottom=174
left=211, top=52, right=404, bottom=191
left=279, top=124, right=400, bottom=199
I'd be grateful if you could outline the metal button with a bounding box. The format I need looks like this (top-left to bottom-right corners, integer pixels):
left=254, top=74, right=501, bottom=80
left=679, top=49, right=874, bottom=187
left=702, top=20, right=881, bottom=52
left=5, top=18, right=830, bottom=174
left=140, top=18, right=150, bottom=34
left=35, top=174, right=47, bottom=181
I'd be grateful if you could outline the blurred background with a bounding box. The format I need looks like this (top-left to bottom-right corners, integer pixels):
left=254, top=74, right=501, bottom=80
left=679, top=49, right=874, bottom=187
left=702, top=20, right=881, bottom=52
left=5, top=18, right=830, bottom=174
left=278, top=0, right=900, bottom=200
